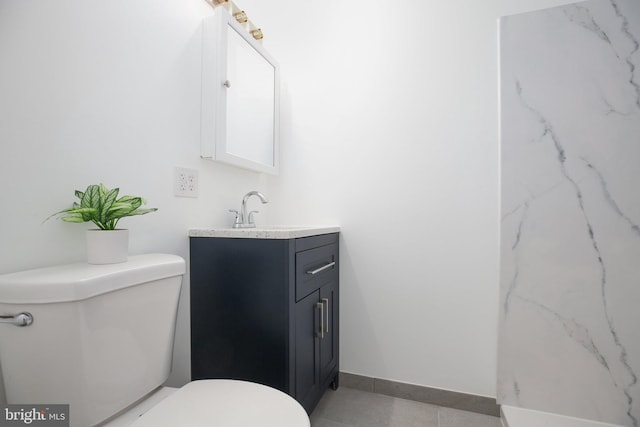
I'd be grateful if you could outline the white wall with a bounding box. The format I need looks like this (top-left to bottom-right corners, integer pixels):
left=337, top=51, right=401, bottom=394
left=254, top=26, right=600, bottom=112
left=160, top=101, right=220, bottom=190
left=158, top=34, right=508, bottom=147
left=0, top=0, right=577, bottom=405
left=0, top=0, right=270, bottom=402
left=241, top=0, right=577, bottom=397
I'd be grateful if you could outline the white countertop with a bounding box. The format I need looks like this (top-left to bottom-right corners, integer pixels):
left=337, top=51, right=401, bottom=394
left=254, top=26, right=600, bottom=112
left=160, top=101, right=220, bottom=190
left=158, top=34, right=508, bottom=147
left=189, top=226, right=340, bottom=240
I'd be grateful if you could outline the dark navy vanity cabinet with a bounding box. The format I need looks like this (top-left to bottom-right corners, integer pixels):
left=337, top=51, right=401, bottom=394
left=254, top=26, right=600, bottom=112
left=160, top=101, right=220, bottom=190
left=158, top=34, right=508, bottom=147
left=190, top=232, right=339, bottom=414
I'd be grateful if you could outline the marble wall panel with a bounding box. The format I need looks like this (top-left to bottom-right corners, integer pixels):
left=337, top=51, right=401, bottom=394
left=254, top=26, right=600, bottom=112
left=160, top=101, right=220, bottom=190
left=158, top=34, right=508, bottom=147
left=499, top=1, right=640, bottom=425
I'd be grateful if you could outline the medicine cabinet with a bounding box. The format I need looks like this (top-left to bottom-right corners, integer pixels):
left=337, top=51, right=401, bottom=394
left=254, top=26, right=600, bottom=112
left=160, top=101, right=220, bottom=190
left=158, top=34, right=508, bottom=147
left=201, top=9, right=280, bottom=174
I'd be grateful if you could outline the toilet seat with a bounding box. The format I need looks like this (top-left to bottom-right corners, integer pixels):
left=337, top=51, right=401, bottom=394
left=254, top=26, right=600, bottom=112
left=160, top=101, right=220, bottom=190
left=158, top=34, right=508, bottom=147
left=131, top=380, right=310, bottom=427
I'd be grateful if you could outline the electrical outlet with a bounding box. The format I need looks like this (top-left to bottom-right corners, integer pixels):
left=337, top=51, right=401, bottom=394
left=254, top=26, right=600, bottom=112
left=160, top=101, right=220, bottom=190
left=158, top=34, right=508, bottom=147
left=174, top=167, right=199, bottom=198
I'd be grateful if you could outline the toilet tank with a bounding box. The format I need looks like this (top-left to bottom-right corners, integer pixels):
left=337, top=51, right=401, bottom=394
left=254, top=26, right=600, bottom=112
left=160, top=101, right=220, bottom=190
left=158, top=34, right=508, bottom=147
left=0, top=254, right=186, bottom=427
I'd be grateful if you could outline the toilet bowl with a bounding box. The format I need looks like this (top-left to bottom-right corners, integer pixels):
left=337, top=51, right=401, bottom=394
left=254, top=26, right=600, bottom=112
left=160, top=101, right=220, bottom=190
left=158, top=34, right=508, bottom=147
left=0, top=254, right=309, bottom=427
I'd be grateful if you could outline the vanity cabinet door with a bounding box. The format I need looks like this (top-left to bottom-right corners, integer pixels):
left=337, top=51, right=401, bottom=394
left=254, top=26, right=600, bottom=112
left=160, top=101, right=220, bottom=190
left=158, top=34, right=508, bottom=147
left=190, top=237, right=290, bottom=391
left=294, top=278, right=339, bottom=413
left=295, top=289, right=321, bottom=410
left=319, top=279, right=338, bottom=386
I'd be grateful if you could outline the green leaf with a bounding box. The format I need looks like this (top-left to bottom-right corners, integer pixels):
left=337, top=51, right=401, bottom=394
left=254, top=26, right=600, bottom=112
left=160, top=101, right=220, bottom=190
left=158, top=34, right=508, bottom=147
left=86, top=185, right=102, bottom=221
left=116, top=196, right=142, bottom=210
left=125, top=207, right=158, bottom=217
left=106, top=202, right=135, bottom=216
left=100, top=187, right=119, bottom=224
left=69, top=207, right=97, bottom=214
left=44, top=206, right=97, bottom=223
left=60, top=213, right=86, bottom=223
left=81, top=185, right=97, bottom=208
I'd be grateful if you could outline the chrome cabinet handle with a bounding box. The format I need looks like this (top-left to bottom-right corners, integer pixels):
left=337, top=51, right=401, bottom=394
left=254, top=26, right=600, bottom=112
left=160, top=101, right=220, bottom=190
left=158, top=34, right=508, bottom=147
left=0, top=312, right=33, bottom=327
left=306, top=261, right=336, bottom=276
left=322, top=298, right=329, bottom=334
left=316, top=302, right=324, bottom=338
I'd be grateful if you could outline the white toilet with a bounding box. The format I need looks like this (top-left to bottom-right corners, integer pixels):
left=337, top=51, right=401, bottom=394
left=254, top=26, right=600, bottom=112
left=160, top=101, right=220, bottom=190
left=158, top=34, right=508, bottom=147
left=0, top=254, right=310, bottom=427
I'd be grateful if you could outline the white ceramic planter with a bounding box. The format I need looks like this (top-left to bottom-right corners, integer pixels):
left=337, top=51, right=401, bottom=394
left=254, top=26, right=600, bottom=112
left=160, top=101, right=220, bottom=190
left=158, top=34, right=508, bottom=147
left=86, top=229, right=129, bottom=264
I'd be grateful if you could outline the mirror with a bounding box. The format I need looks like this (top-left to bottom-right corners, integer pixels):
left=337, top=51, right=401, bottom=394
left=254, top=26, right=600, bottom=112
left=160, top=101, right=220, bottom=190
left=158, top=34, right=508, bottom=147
left=201, top=10, right=280, bottom=174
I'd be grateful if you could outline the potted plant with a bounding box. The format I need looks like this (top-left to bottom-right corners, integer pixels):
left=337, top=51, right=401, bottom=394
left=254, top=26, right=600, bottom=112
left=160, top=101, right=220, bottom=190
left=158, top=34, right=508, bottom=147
left=47, top=183, right=157, bottom=264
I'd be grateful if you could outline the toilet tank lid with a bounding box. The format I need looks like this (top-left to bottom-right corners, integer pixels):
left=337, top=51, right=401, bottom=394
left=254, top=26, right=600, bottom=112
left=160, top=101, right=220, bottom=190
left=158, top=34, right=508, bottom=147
left=0, top=254, right=186, bottom=304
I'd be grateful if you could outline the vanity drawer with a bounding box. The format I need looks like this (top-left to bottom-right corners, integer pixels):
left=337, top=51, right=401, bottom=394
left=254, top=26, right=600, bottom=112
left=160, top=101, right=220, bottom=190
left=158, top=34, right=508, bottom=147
left=296, top=243, right=338, bottom=302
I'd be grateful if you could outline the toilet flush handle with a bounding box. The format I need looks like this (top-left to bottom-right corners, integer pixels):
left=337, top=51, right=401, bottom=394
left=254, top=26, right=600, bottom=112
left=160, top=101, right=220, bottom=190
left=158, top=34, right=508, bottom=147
left=0, top=312, right=33, bottom=327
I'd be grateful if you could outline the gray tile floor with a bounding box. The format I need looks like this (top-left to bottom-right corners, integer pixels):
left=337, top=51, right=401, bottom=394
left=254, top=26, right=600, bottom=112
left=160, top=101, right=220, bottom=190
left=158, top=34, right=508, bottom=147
left=310, top=387, right=502, bottom=427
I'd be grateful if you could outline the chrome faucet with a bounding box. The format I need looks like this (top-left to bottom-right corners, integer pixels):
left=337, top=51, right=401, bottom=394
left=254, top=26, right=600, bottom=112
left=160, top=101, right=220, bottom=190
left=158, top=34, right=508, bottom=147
left=229, top=191, right=268, bottom=228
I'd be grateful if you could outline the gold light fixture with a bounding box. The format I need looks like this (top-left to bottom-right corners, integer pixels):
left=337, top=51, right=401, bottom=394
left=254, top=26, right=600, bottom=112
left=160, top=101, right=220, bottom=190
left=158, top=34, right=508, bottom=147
left=234, top=11, right=248, bottom=23
left=250, top=29, right=263, bottom=40
left=205, top=0, right=265, bottom=41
